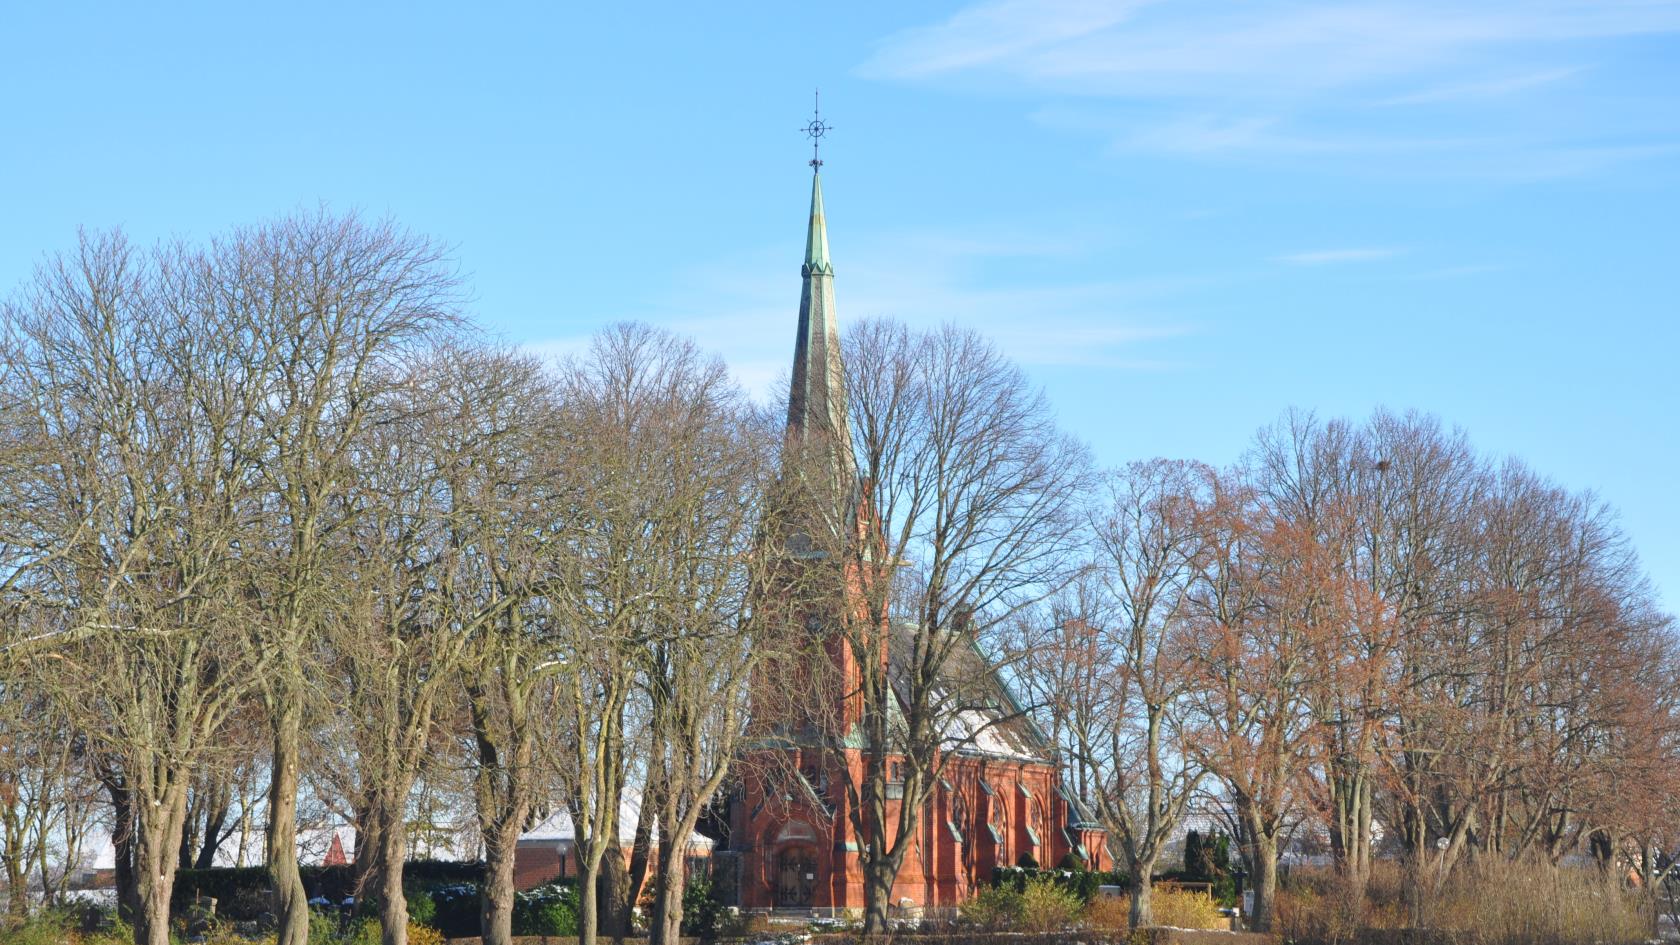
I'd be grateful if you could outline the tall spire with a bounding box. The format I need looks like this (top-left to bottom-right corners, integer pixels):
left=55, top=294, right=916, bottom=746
left=803, top=171, right=831, bottom=276
left=787, top=162, right=853, bottom=478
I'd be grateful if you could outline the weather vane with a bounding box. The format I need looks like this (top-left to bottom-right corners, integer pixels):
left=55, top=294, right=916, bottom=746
left=801, top=89, right=831, bottom=169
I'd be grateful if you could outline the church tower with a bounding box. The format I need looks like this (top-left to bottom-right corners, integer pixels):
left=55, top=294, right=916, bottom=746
left=784, top=167, right=856, bottom=505
left=723, top=132, right=1104, bottom=915
left=787, top=169, right=852, bottom=465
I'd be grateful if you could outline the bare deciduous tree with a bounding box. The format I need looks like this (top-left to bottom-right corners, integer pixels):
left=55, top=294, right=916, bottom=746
left=0, top=231, right=274, bottom=945
left=1071, top=460, right=1209, bottom=928
left=790, top=319, right=1089, bottom=934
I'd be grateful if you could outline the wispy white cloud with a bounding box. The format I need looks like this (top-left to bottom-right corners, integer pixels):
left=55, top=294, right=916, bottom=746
left=863, top=1, right=1678, bottom=93
left=1408, top=263, right=1508, bottom=279
left=859, top=0, right=1157, bottom=79
left=518, top=226, right=1203, bottom=398
left=1275, top=248, right=1403, bottom=266
left=860, top=0, right=1680, bottom=172
left=1375, top=67, right=1587, bottom=106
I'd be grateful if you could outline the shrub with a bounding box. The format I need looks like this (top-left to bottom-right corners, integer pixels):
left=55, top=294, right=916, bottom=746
left=1150, top=886, right=1224, bottom=929
left=681, top=873, right=725, bottom=937
left=341, top=917, right=383, bottom=945
left=993, top=865, right=1131, bottom=902
left=406, top=921, right=445, bottom=945
left=426, top=883, right=481, bottom=938
left=1182, top=830, right=1231, bottom=884
left=512, top=882, right=579, bottom=937
left=960, top=885, right=1024, bottom=929
left=202, top=927, right=277, bottom=945
left=168, top=860, right=485, bottom=922
left=1, top=910, right=70, bottom=945
left=82, top=927, right=136, bottom=945
left=1430, top=857, right=1647, bottom=945
left=78, top=916, right=135, bottom=945
left=1275, top=858, right=1649, bottom=945
left=1083, top=894, right=1134, bottom=931
left=1019, top=877, right=1083, bottom=932
left=404, top=888, right=437, bottom=927
left=309, top=908, right=346, bottom=944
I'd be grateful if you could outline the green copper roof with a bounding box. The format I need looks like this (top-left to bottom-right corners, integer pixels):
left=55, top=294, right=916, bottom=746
left=786, top=165, right=852, bottom=478
left=803, top=169, right=832, bottom=276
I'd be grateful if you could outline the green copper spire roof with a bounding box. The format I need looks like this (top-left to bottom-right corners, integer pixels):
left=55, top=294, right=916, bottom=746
left=803, top=169, right=833, bottom=276
left=787, top=167, right=853, bottom=479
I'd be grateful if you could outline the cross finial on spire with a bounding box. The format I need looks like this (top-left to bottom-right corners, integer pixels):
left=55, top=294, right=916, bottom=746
left=801, top=89, right=831, bottom=169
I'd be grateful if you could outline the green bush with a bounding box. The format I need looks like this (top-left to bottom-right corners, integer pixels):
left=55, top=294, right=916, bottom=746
left=404, top=888, right=437, bottom=927
left=1181, top=830, right=1237, bottom=906
left=960, top=885, right=1025, bottom=929
left=1019, top=877, right=1083, bottom=932
left=355, top=917, right=387, bottom=945
left=0, top=910, right=71, bottom=945
left=309, top=908, right=345, bottom=943
left=682, top=873, right=725, bottom=938
left=993, top=865, right=1130, bottom=903
left=512, top=882, right=579, bottom=937
left=169, top=859, right=485, bottom=922
left=427, top=883, right=482, bottom=938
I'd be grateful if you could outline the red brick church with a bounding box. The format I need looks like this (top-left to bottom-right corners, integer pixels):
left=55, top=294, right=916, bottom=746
left=718, top=164, right=1105, bottom=914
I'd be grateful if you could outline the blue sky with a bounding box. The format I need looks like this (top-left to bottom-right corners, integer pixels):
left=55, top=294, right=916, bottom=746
left=2, top=1, right=1677, bottom=615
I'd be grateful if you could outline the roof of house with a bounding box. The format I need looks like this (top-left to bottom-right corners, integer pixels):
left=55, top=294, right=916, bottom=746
left=885, top=620, right=1052, bottom=764
left=519, top=787, right=713, bottom=848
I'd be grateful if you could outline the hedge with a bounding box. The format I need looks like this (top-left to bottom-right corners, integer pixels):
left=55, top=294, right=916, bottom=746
left=990, top=866, right=1132, bottom=903
left=171, top=860, right=486, bottom=922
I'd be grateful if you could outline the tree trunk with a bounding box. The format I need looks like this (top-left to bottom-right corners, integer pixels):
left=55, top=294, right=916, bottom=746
left=353, top=795, right=385, bottom=903
left=378, top=807, right=410, bottom=945
left=195, top=781, right=233, bottom=870
left=862, top=856, right=894, bottom=936
left=579, top=857, right=601, bottom=945
left=268, top=707, right=309, bottom=945
left=653, top=848, right=686, bottom=945
left=1246, top=834, right=1278, bottom=933
left=132, top=779, right=189, bottom=945
left=104, top=774, right=139, bottom=925
left=1327, top=762, right=1373, bottom=894
left=1236, top=801, right=1278, bottom=933
left=479, top=819, right=520, bottom=945
left=135, top=877, right=173, bottom=945
left=4, top=860, right=25, bottom=922
left=622, top=789, right=655, bottom=939
left=1129, top=854, right=1158, bottom=929
left=2, top=794, right=27, bottom=921
left=600, top=841, right=631, bottom=940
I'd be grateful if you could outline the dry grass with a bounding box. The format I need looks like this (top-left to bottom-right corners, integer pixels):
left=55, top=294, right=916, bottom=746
left=1431, top=857, right=1647, bottom=945
left=1277, top=857, right=1650, bottom=945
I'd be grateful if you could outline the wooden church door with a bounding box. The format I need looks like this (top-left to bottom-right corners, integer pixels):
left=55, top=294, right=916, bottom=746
left=775, top=846, right=817, bottom=907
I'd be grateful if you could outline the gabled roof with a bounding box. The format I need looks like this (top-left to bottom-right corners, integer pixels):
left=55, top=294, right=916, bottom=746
left=885, top=621, right=1051, bottom=763
left=519, top=787, right=712, bottom=848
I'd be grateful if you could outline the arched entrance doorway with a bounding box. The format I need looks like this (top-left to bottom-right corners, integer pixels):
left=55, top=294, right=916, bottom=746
left=775, top=845, right=817, bottom=907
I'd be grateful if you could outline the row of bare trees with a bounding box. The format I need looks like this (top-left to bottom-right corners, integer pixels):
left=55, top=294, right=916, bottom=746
left=1013, top=411, right=1678, bottom=930
left=0, top=215, right=789, bottom=945
left=1, top=211, right=1674, bottom=944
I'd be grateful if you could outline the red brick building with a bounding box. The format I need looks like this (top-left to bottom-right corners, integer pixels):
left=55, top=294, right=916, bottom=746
left=514, top=791, right=713, bottom=891
left=718, top=166, right=1105, bottom=914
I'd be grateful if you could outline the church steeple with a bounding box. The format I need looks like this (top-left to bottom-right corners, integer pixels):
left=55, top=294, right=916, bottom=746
left=803, top=171, right=832, bottom=276
left=786, top=166, right=853, bottom=475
